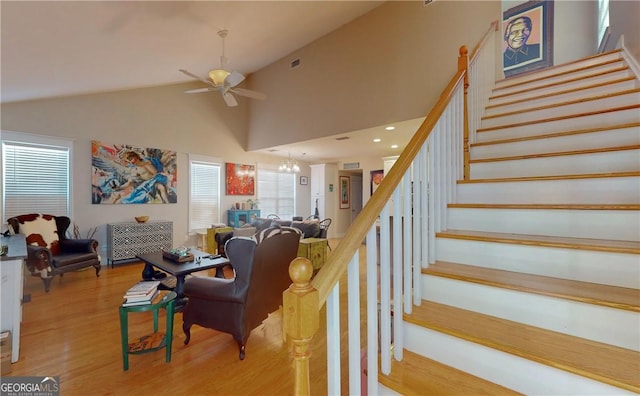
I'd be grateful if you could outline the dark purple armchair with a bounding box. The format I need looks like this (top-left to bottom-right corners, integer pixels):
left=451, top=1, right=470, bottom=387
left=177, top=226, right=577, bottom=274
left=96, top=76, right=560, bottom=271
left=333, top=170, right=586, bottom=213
left=182, top=228, right=300, bottom=359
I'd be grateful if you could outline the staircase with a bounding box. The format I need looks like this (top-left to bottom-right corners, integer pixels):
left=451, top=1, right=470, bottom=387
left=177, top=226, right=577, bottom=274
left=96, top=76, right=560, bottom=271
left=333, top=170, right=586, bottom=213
left=381, top=50, right=640, bottom=394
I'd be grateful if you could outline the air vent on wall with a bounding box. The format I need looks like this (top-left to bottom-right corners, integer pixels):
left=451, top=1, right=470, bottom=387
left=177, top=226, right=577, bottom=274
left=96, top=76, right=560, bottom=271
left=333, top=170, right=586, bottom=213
left=290, top=58, right=301, bottom=69
left=335, top=136, right=350, bottom=141
left=343, top=162, right=360, bottom=170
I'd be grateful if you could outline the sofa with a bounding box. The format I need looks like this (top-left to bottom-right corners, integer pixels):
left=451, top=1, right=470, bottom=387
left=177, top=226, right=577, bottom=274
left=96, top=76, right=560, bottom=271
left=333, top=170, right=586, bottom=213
left=214, top=217, right=323, bottom=257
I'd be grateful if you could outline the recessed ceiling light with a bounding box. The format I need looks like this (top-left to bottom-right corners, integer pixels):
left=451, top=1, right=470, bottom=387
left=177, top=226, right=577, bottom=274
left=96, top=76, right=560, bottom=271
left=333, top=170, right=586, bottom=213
left=373, top=138, right=381, bottom=143
left=385, top=126, right=396, bottom=131
left=391, top=144, right=399, bottom=149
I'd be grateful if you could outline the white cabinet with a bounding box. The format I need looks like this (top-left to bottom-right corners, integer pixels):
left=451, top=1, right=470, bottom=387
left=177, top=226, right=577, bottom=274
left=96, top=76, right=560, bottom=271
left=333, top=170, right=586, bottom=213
left=1, top=234, right=27, bottom=363
left=107, top=221, right=173, bottom=264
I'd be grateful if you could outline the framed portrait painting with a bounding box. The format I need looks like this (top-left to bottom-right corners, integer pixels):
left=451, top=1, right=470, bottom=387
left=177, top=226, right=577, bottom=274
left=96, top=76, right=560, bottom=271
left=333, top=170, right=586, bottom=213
left=226, top=162, right=255, bottom=195
left=370, top=169, right=384, bottom=195
left=340, top=176, right=350, bottom=209
left=503, top=0, right=554, bottom=77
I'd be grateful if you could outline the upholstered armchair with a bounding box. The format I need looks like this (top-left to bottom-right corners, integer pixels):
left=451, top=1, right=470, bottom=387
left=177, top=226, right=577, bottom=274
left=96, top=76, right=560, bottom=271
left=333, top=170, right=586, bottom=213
left=7, top=214, right=101, bottom=292
left=182, top=227, right=301, bottom=360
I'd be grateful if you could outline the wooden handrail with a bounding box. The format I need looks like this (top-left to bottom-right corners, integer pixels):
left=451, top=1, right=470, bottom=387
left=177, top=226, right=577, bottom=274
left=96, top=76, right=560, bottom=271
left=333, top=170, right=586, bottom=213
left=284, top=21, right=499, bottom=394
left=311, top=58, right=467, bottom=306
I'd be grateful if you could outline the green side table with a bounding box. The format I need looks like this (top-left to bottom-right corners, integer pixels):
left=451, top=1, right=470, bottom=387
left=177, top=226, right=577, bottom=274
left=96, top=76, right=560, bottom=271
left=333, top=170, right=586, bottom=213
left=119, top=291, right=176, bottom=371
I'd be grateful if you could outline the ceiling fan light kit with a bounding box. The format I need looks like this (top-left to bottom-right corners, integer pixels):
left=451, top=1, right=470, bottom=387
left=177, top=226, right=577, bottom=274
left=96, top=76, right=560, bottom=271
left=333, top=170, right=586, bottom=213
left=179, top=29, right=266, bottom=107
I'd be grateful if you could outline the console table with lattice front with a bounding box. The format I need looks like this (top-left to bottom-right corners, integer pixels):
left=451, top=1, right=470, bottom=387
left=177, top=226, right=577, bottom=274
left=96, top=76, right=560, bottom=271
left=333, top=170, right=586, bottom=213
left=107, top=221, right=173, bottom=265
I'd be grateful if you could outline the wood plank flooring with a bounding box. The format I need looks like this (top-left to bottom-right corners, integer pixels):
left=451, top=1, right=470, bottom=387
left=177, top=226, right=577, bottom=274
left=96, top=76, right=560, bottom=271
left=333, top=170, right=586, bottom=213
left=7, top=262, right=320, bottom=395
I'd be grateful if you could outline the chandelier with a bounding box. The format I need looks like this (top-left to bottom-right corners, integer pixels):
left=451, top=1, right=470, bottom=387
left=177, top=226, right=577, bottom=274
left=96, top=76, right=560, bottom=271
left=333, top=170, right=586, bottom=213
left=278, top=153, right=300, bottom=173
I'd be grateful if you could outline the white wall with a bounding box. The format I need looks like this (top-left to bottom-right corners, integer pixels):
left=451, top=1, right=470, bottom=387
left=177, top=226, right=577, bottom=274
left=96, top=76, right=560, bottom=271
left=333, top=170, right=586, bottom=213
left=0, top=82, right=310, bottom=256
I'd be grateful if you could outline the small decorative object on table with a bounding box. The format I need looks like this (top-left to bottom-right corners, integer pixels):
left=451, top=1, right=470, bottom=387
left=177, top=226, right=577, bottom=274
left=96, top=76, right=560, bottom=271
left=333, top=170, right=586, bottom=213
left=162, top=246, right=194, bottom=263
left=135, top=216, right=149, bottom=223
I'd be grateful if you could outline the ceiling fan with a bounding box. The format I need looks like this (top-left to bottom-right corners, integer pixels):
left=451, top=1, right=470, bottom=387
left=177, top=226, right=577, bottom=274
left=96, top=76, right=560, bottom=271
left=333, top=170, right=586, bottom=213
left=179, top=29, right=266, bottom=107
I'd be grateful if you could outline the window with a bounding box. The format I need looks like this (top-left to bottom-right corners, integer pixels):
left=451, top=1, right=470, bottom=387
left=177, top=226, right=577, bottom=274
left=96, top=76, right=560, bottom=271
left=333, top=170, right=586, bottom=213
left=189, top=154, right=221, bottom=232
left=257, top=167, right=296, bottom=219
left=597, top=0, right=610, bottom=51
left=2, top=132, right=71, bottom=224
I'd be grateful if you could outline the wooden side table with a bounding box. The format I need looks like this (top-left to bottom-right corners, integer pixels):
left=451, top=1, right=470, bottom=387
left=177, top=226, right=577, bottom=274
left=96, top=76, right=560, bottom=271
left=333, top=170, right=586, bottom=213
left=297, top=238, right=328, bottom=270
left=206, top=226, right=234, bottom=254
left=119, top=291, right=176, bottom=371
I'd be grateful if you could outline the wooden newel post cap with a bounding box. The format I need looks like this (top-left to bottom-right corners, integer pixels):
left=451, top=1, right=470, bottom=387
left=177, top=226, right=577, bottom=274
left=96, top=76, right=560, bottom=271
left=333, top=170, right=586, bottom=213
left=283, top=257, right=319, bottom=339
left=289, top=257, right=314, bottom=291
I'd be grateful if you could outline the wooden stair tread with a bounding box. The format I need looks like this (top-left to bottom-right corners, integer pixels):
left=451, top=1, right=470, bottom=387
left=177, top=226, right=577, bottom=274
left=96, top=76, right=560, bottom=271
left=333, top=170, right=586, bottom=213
left=379, top=349, right=522, bottom=396
left=483, top=88, right=640, bottom=121
left=494, top=49, right=622, bottom=87
left=486, top=76, right=637, bottom=111
left=457, top=170, right=640, bottom=183
left=424, top=261, right=640, bottom=312
left=405, top=301, right=640, bottom=393
left=436, top=229, right=640, bottom=254
left=448, top=203, right=640, bottom=210
left=470, top=122, right=640, bottom=148
left=476, top=104, right=640, bottom=133
left=469, top=144, right=640, bottom=163
left=493, top=53, right=625, bottom=93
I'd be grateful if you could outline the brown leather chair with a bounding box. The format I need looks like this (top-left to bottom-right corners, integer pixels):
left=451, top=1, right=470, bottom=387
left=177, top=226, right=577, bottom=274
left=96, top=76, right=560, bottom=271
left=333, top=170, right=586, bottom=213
left=8, top=214, right=101, bottom=292
left=182, top=229, right=301, bottom=360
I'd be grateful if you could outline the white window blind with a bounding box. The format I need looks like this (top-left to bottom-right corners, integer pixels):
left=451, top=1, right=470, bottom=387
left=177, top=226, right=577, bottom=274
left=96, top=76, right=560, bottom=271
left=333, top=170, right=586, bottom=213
left=189, top=159, right=221, bottom=231
left=2, top=140, right=70, bottom=223
left=257, top=168, right=295, bottom=219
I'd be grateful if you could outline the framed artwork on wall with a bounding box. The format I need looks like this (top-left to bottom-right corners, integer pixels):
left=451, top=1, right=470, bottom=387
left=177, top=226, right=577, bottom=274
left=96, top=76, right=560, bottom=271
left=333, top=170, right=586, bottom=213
left=370, top=169, right=384, bottom=195
left=299, top=176, right=308, bottom=185
left=340, top=176, right=350, bottom=209
left=226, top=162, right=255, bottom=195
left=502, top=0, right=554, bottom=77
left=91, top=140, right=177, bottom=204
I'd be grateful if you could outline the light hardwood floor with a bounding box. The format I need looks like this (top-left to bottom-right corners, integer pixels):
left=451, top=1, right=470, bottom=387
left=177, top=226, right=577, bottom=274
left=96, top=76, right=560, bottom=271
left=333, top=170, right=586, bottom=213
left=7, top=240, right=353, bottom=396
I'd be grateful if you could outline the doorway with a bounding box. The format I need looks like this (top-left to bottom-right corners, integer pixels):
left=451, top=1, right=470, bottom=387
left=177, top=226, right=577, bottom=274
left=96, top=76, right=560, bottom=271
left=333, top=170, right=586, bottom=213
left=350, top=173, right=363, bottom=224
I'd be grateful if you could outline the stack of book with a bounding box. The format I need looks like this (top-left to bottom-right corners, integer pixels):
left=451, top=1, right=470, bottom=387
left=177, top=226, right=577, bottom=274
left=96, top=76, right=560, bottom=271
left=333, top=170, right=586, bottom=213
left=122, top=281, right=161, bottom=307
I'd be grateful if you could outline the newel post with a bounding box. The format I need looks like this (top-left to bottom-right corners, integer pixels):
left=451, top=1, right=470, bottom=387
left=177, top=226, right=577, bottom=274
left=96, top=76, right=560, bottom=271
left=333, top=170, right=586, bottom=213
left=458, top=45, right=471, bottom=180
left=283, top=257, right=319, bottom=395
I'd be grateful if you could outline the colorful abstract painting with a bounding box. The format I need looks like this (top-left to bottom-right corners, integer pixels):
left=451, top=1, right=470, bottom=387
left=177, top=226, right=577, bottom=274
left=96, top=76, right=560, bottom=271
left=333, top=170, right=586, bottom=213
left=225, top=162, right=255, bottom=195
left=91, top=141, right=177, bottom=204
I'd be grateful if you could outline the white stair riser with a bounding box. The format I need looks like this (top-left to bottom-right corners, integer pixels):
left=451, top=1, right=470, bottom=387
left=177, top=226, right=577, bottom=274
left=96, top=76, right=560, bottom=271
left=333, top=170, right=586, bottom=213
left=489, top=69, right=635, bottom=106
left=494, top=59, right=626, bottom=94
left=404, top=323, right=637, bottom=395
left=485, top=78, right=639, bottom=116
left=469, top=149, right=640, bottom=179
left=456, top=176, right=640, bottom=204
left=470, top=126, right=640, bottom=159
left=421, top=276, right=640, bottom=351
left=481, top=91, right=640, bottom=129
left=446, top=208, right=640, bottom=241
left=435, top=238, right=640, bottom=288
left=476, top=108, right=640, bottom=141
left=494, top=53, right=624, bottom=90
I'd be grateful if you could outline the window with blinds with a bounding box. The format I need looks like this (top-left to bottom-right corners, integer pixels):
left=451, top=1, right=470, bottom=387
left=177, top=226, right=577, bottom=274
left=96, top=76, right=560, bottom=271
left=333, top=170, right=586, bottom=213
left=597, top=0, right=610, bottom=50
left=2, top=139, right=70, bottom=223
left=189, top=158, right=221, bottom=231
left=257, top=168, right=295, bottom=219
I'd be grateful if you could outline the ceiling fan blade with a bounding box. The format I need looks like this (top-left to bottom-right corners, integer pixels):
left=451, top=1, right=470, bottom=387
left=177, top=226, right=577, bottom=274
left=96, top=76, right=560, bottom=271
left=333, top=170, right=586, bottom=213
left=179, top=69, right=214, bottom=86
left=225, top=71, right=245, bottom=87
left=231, top=87, right=267, bottom=101
left=184, top=87, right=215, bottom=94
left=222, top=92, right=238, bottom=107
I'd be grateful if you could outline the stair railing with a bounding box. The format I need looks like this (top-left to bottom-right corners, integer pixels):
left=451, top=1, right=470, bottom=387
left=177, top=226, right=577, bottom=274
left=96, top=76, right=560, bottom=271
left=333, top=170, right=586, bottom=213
left=284, top=21, right=499, bottom=395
